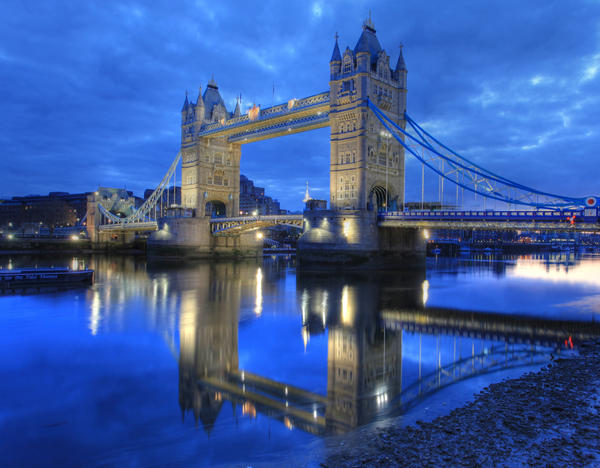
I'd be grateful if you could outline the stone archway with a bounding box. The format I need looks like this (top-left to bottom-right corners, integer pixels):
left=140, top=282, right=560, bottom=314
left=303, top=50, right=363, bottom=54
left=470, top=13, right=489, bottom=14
left=369, top=185, right=389, bottom=212
left=205, top=200, right=227, bottom=218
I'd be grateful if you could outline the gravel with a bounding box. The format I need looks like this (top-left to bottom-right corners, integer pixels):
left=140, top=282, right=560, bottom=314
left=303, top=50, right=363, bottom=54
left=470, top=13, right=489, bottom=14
left=322, top=339, right=600, bottom=467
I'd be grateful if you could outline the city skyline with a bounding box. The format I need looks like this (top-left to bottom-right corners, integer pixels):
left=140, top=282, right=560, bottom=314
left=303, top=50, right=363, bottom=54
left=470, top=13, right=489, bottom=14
left=1, top=1, right=599, bottom=211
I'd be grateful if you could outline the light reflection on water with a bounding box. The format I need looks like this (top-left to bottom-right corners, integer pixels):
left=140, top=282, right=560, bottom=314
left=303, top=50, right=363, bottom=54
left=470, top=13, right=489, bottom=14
left=0, top=253, right=599, bottom=466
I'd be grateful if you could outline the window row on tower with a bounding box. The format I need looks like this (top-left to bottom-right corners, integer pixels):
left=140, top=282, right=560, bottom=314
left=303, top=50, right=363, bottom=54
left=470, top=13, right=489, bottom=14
left=338, top=152, right=357, bottom=165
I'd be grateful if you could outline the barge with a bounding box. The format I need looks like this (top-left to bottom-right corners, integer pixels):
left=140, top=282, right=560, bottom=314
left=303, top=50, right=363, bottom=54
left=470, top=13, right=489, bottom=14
left=0, top=267, right=94, bottom=288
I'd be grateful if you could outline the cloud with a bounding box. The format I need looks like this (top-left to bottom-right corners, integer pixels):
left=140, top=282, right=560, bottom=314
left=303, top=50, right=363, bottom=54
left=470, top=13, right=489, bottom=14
left=1, top=0, right=600, bottom=211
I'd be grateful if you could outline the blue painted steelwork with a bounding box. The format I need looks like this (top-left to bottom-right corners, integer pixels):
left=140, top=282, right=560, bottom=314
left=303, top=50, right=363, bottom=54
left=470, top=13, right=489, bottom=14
left=196, top=92, right=330, bottom=141
left=209, top=214, right=304, bottom=235
left=368, top=100, right=599, bottom=210
left=380, top=208, right=600, bottom=224
left=228, top=112, right=329, bottom=143
left=97, top=151, right=181, bottom=229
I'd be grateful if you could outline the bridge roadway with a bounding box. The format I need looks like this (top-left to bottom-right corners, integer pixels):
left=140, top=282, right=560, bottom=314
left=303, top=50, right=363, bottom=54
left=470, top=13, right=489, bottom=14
left=379, top=209, right=600, bottom=232
left=210, top=208, right=600, bottom=236
left=201, top=370, right=327, bottom=436
left=97, top=208, right=600, bottom=235
left=210, top=214, right=304, bottom=235
left=198, top=346, right=549, bottom=437
left=381, top=306, right=600, bottom=346
left=97, top=221, right=158, bottom=232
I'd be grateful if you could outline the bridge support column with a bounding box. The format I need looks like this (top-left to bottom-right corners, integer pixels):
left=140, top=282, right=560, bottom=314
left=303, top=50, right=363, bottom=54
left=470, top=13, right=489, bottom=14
left=297, top=210, right=425, bottom=268
left=86, top=192, right=100, bottom=244
left=97, top=230, right=136, bottom=245
left=147, top=217, right=262, bottom=260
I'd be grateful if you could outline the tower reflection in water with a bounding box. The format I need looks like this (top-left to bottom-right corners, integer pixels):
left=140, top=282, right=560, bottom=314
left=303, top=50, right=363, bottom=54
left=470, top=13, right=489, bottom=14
left=175, top=260, right=571, bottom=437
left=77, top=255, right=598, bottom=437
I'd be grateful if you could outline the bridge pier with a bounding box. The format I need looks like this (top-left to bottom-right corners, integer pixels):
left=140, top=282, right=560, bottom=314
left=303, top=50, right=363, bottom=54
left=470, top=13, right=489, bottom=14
left=297, top=210, right=425, bottom=268
left=147, top=216, right=262, bottom=260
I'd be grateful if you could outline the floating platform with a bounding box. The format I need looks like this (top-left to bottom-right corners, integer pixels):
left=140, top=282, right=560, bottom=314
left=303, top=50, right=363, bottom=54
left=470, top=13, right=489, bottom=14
left=0, top=267, right=94, bottom=288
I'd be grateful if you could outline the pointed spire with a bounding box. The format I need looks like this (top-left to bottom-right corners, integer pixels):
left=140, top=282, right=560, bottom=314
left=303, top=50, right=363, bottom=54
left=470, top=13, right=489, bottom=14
left=233, top=95, right=241, bottom=117
left=330, top=32, right=341, bottom=62
left=196, top=85, right=204, bottom=106
left=395, top=44, right=406, bottom=71
left=181, top=91, right=189, bottom=111
left=303, top=181, right=312, bottom=203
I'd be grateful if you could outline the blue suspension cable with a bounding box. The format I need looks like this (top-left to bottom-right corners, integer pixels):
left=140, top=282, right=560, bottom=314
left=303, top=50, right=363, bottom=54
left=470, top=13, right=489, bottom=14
left=404, top=115, right=582, bottom=201
left=368, top=100, right=592, bottom=208
left=368, top=101, right=578, bottom=209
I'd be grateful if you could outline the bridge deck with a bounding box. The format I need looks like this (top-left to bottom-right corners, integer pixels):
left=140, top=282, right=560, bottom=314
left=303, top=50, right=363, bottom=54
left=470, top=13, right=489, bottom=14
left=97, top=221, right=158, bottom=232
left=379, top=209, right=600, bottom=231
left=210, top=214, right=303, bottom=235
left=382, top=306, right=600, bottom=345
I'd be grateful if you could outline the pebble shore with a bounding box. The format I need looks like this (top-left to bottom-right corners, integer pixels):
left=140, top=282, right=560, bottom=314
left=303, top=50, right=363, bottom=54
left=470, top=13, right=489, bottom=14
left=323, top=339, right=600, bottom=467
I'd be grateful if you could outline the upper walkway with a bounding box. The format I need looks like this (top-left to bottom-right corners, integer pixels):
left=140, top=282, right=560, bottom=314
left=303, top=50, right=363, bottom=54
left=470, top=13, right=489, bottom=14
left=189, top=92, right=330, bottom=145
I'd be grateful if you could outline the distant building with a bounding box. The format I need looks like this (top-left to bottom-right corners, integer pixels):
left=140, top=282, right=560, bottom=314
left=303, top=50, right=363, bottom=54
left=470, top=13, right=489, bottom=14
left=404, top=202, right=456, bottom=211
left=303, top=182, right=327, bottom=211
left=0, top=191, right=90, bottom=232
left=143, top=185, right=181, bottom=217
left=305, top=199, right=327, bottom=211
left=239, top=175, right=285, bottom=216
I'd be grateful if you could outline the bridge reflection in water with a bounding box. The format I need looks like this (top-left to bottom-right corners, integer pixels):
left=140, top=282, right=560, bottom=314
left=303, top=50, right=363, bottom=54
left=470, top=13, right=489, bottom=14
left=169, top=259, right=598, bottom=437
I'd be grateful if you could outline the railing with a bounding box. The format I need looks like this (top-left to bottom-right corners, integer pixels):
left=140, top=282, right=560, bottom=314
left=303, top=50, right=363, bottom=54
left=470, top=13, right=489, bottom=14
left=98, top=221, right=158, bottom=232
left=196, top=92, right=330, bottom=139
left=210, top=214, right=303, bottom=234
left=228, top=112, right=329, bottom=142
left=380, top=208, right=600, bottom=223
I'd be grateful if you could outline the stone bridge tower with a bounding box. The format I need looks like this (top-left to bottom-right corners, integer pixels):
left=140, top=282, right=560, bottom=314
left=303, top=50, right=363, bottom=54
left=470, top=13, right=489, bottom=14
left=180, top=78, right=241, bottom=218
left=329, top=17, right=407, bottom=212
left=298, top=18, right=423, bottom=267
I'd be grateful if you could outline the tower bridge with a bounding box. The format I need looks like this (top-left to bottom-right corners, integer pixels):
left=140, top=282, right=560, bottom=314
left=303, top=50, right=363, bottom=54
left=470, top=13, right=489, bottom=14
left=89, top=16, right=599, bottom=260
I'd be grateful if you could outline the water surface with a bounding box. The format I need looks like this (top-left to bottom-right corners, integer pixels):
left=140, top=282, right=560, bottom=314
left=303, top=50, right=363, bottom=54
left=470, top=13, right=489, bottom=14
left=1, top=253, right=599, bottom=467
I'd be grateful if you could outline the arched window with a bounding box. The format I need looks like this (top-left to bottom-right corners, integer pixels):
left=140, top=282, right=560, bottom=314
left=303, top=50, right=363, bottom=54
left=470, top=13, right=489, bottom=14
left=213, top=170, right=223, bottom=185
left=343, top=55, right=352, bottom=74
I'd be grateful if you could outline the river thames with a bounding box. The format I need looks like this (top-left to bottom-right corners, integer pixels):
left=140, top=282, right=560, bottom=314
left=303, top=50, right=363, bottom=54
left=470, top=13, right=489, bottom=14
left=1, top=253, right=599, bottom=467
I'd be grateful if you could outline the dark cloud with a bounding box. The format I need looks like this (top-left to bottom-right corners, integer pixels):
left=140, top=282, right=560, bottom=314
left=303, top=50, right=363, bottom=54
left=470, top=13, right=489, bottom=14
left=1, top=0, right=599, bottom=209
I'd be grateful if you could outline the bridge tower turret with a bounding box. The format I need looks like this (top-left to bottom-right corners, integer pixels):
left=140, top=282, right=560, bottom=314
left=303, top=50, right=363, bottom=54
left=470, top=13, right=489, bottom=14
left=328, top=17, right=406, bottom=212
left=330, top=33, right=342, bottom=78
left=180, top=78, right=241, bottom=218
left=194, top=85, right=205, bottom=132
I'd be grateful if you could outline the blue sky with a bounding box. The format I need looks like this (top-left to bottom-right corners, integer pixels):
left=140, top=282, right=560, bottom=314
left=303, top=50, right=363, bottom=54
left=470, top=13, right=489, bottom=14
left=1, top=0, right=599, bottom=211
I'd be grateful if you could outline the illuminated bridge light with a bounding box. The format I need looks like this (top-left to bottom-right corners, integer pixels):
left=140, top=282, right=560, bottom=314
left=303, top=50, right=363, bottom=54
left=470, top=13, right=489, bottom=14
left=301, top=289, right=309, bottom=323
left=343, top=219, right=351, bottom=238
left=422, top=280, right=429, bottom=306
left=254, top=268, right=263, bottom=316
left=341, top=286, right=354, bottom=326
left=89, top=290, right=101, bottom=336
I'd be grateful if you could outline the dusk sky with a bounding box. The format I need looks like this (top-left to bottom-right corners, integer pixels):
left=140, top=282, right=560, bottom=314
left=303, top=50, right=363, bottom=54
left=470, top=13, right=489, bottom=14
left=1, top=0, right=599, bottom=211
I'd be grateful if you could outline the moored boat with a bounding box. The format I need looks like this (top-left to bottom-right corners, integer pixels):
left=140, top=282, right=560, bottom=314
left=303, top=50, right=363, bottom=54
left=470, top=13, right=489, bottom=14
left=0, top=267, right=94, bottom=288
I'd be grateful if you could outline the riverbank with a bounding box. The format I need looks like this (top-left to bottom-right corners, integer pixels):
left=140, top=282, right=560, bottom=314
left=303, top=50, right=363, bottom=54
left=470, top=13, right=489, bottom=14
left=323, top=339, right=600, bottom=467
left=0, top=238, right=146, bottom=255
